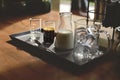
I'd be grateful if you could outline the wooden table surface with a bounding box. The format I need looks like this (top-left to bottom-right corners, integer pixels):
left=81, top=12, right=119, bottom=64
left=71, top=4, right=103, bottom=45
left=0, top=11, right=120, bottom=80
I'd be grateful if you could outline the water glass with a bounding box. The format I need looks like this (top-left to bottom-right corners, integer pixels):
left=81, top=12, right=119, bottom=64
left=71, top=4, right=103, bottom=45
left=73, top=19, right=88, bottom=64
left=73, top=19, right=100, bottom=65
left=29, top=18, right=41, bottom=42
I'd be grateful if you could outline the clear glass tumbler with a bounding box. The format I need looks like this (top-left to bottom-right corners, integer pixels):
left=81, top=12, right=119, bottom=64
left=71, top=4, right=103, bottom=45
left=73, top=19, right=91, bottom=65
left=29, top=18, right=41, bottom=42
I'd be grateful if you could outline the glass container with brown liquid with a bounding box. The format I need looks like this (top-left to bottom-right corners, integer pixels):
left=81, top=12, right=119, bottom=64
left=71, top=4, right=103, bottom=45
left=42, top=20, right=55, bottom=44
left=43, top=27, right=55, bottom=44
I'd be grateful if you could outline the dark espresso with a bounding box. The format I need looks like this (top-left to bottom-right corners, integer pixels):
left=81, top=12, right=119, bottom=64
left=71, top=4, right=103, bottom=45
left=43, top=27, right=55, bottom=44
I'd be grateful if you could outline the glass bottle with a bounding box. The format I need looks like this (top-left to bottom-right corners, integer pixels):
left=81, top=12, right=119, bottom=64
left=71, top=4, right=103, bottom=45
left=55, top=12, right=74, bottom=50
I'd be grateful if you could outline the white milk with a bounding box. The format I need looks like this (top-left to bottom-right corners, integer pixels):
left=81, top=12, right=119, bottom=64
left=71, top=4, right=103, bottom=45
left=55, top=30, right=74, bottom=50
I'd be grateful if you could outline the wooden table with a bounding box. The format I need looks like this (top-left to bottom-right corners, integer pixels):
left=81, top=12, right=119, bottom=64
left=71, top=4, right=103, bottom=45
left=0, top=11, right=120, bottom=80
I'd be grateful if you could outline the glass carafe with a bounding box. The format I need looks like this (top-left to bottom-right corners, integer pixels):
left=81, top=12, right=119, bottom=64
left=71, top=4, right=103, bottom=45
left=55, top=12, right=74, bottom=50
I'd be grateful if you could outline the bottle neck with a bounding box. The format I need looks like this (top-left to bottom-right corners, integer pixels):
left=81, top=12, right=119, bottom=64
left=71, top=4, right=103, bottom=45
left=59, top=12, right=72, bottom=31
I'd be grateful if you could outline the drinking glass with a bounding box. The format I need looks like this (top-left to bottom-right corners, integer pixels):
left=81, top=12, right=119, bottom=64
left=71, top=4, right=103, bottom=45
left=73, top=19, right=91, bottom=65
left=73, top=19, right=101, bottom=65
left=92, top=21, right=111, bottom=52
left=29, top=18, right=41, bottom=43
left=42, top=20, right=55, bottom=44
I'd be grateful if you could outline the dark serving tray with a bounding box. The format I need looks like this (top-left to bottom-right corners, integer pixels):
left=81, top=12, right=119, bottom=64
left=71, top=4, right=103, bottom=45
left=8, top=30, right=111, bottom=74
